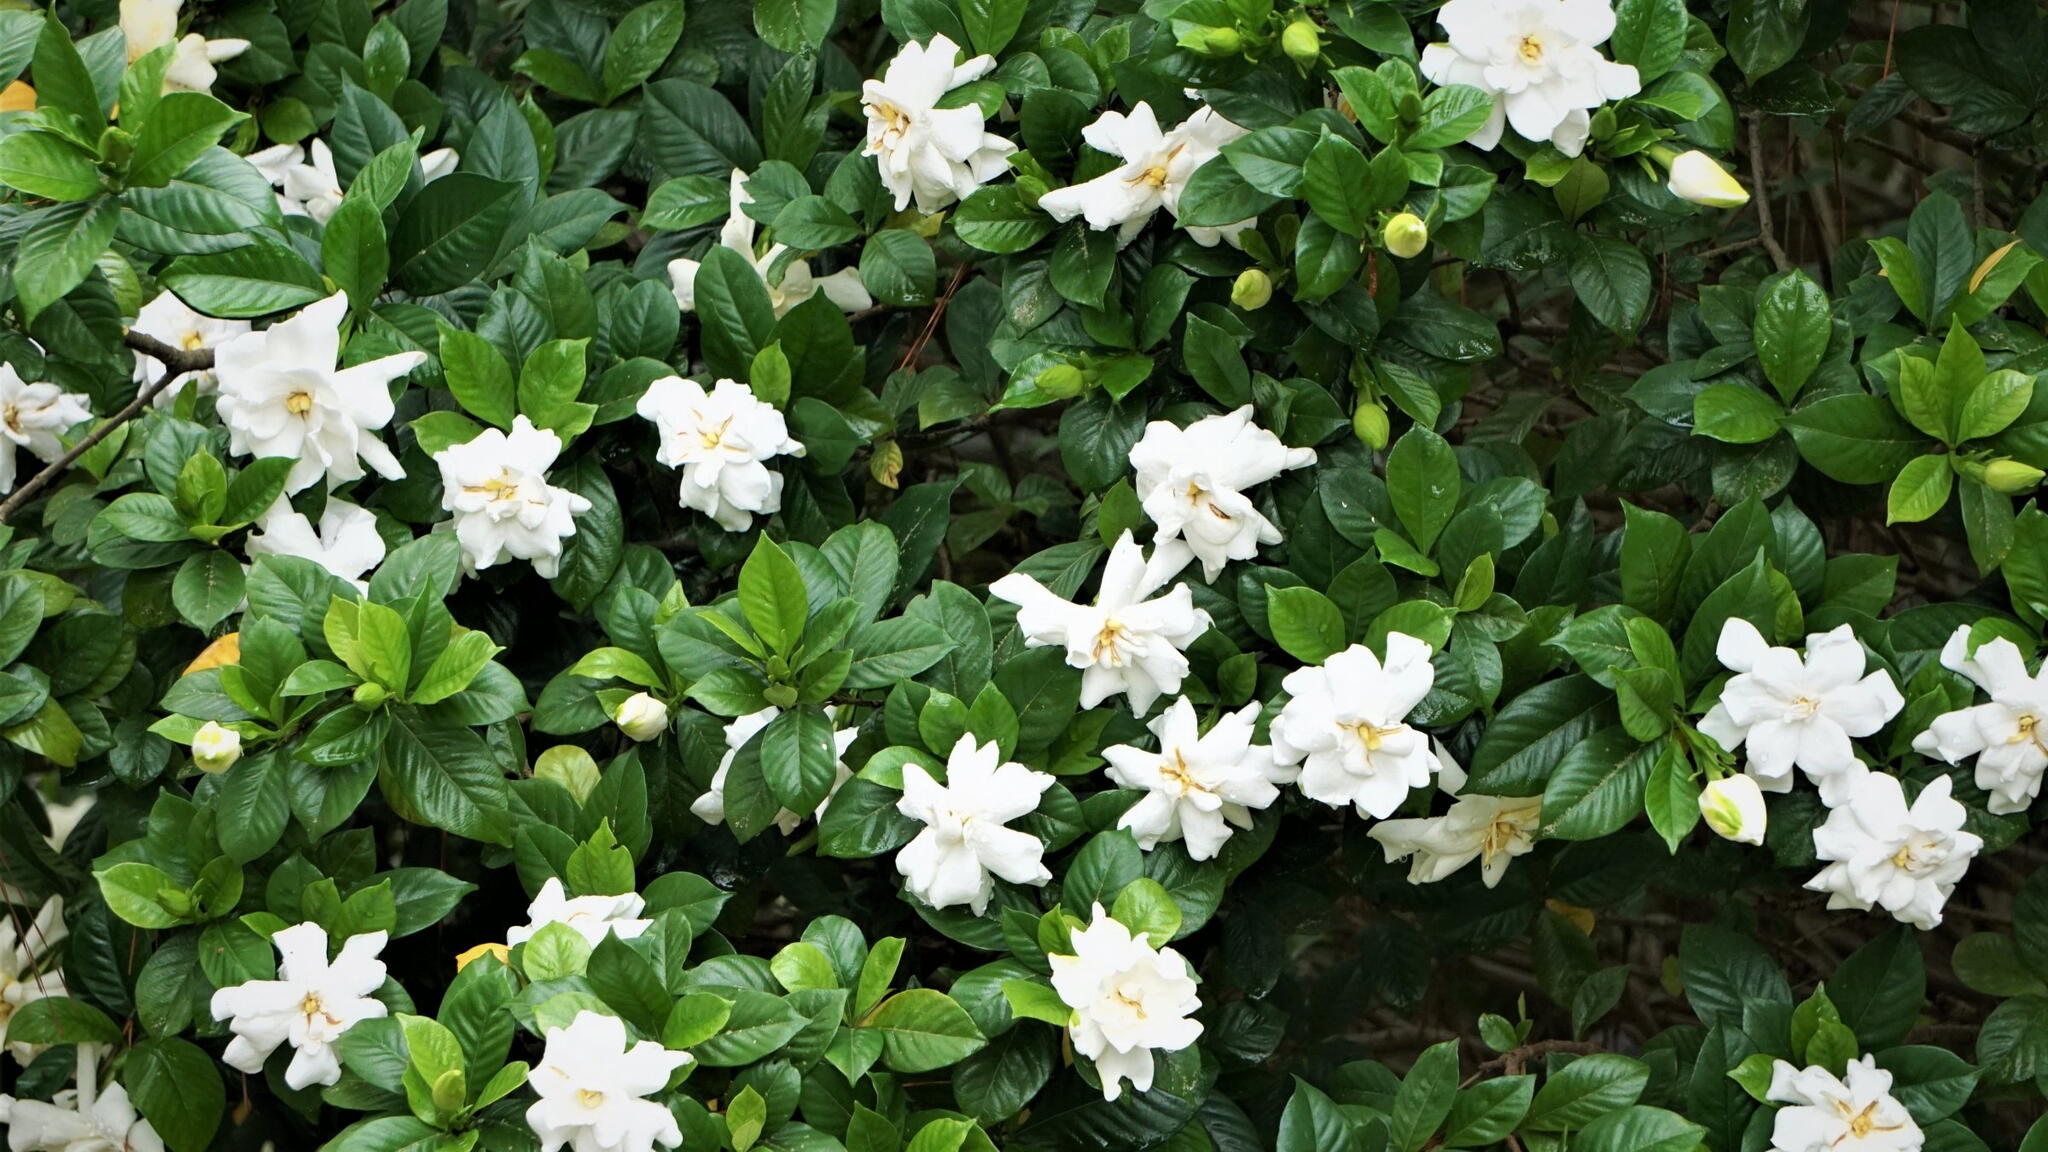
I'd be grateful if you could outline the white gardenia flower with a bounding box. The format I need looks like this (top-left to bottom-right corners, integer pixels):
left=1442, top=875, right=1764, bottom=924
left=1367, top=746, right=1541, bottom=887
left=190, top=721, right=241, bottom=775
left=419, top=147, right=459, bottom=182
left=433, top=416, right=593, bottom=578
left=214, top=292, right=423, bottom=494
left=896, top=734, right=1055, bottom=914
left=1127, top=406, right=1316, bottom=581
left=1666, top=150, right=1749, bottom=208
left=129, top=290, right=250, bottom=405
left=1272, top=634, right=1445, bottom=819
left=1767, top=1055, right=1923, bottom=1152
left=0, top=896, right=67, bottom=1064
left=614, top=693, right=669, bottom=742
left=1102, top=698, right=1289, bottom=860
left=245, top=497, right=386, bottom=591
left=1698, top=619, right=1905, bottom=806
left=121, top=0, right=249, bottom=95
left=1699, top=773, right=1767, bottom=846
left=667, top=170, right=870, bottom=318
left=209, top=922, right=389, bottom=1090
left=1418, top=0, right=1641, bottom=158
left=526, top=1011, right=690, bottom=1152
left=634, top=377, right=805, bottom=532
left=245, top=140, right=344, bottom=223
left=1912, top=625, right=2048, bottom=815
left=990, top=531, right=1211, bottom=714
left=507, top=877, right=651, bottom=949
left=1807, top=770, right=1981, bottom=931
left=1038, top=103, right=1255, bottom=247
left=1049, top=904, right=1202, bottom=1102
left=0, top=366, right=91, bottom=496
left=0, top=1045, right=165, bottom=1152
left=691, top=706, right=858, bottom=835
left=861, top=34, right=1016, bottom=213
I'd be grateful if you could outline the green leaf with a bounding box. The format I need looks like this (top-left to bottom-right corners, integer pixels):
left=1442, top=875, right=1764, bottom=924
left=0, top=131, right=102, bottom=200
left=603, top=1, right=686, bottom=99
left=1886, top=454, right=1953, bottom=525
left=754, top=0, right=834, bottom=54
left=171, top=551, right=247, bottom=633
left=954, top=185, right=1055, bottom=254
left=391, top=174, right=528, bottom=295
left=440, top=327, right=516, bottom=430
left=381, top=710, right=512, bottom=845
left=1642, top=740, right=1699, bottom=852
left=864, top=988, right=988, bottom=1072
left=1277, top=1078, right=1357, bottom=1152
left=1540, top=729, right=1655, bottom=840
left=161, top=239, right=327, bottom=317
left=1441, top=1075, right=1534, bottom=1148
left=1611, top=0, right=1688, bottom=80
left=1524, top=1053, right=1650, bottom=1131
left=1386, top=426, right=1460, bottom=553
left=761, top=706, right=839, bottom=815
left=1752, top=270, right=1831, bottom=402
left=738, top=535, right=808, bottom=655
left=16, top=196, right=120, bottom=320
left=1784, top=394, right=1935, bottom=484
left=1266, top=586, right=1347, bottom=664
left=322, top=196, right=390, bottom=313
left=1570, top=233, right=1651, bottom=334
left=1693, top=384, right=1785, bottom=444
left=1389, top=1039, right=1460, bottom=1152
left=128, top=92, right=248, bottom=188
left=1571, top=1106, right=1706, bottom=1152
left=122, top=1038, right=224, bottom=1152
left=693, top=244, right=777, bottom=379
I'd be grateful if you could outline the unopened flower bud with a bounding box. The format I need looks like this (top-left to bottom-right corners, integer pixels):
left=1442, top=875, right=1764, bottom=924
left=1281, top=18, right=1321, bottom=65
left=1383, top=213, right=1428, bottom=259
left=1231, top=269, right=1273, bottom=310
left=1036, top=364, right=1086, bottom=398
left=1352, top=401, right=1390, bottom=450
left=1193, top=26, right=1242, bottom=55
left=192, top=721, right=241, bottom=775
left=1665, top=150, right=1749, bottom=208
left=614, top=692, right=669, bottom=742
left=1699, top=774, right=1766, bottom=846
left=1984, top=458, right=2046, bottom=494
left=353, top=681, right=389, bottom=710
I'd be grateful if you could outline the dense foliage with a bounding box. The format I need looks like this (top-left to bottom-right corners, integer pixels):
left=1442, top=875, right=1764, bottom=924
left=0, top=0, right=2047, bottom=1149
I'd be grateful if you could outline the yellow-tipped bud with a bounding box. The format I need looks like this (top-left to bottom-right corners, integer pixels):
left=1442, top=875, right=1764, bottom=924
left=1383, top=213, right=1429, bottom=259
left=1665, top=150, right=1750, bottom=208
left=1984, top=458, right=2046, bottom=494
left=1699, top=774, right=1767, bottom=846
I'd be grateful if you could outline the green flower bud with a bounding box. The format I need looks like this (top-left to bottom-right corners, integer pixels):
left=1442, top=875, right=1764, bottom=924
left=353, top=681, right=389, bottom=710
left=763, top=683, right=798, bottom=708
left=1383, top=213, right=1429, bottom=259
left=1037, top=364, right=1087, bottom=398
left=1352, top=401, right=1390, bottom=451
left=1231, top=269, right=1273, bottom=311
left=1699, top=774, right=1766, bottom=846
left=1185, top=25, right=1241, bottom=56
left=1984, top=458, right=2047, bottom=494
left=1281, top=18, right=1321, bottom=65
left=192, top=721, right=241, bottom=775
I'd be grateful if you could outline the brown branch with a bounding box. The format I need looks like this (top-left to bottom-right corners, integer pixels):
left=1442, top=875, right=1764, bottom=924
left=1461, top=1039, right=1602, bottom=1086
left=0, top=331, right=214, bottom=525
left=1746, top=116, right=1793, bottom=274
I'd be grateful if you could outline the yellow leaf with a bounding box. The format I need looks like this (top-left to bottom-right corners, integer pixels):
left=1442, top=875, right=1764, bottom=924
left=1544, top=898, right=1595, bottom=936
left=1969, top=239, right=2023, bottom=295
left=0, top=81, right=35, bottom=112
left=455, top=942, right=510, bottom=971
left=183, top=632, right=241, bottom=676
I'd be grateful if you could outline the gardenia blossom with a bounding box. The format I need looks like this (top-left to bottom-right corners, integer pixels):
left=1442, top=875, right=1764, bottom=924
left=1272, top=634, right=1445, bottom=819
left=129, top=290, right=249, bottom=405
left=0, top=1045, right=164, bottom=1152
left=634, top=376, right=805, bottom=532
left=1807, top=770, right=1981, bottom=931
left=506, top=877, right=650, bottom=949
left=1048, top=904, right=1202, bottom=1102
left=691, top=706, right=858, bottom=835
left=433, top=416, right=592, bottom=578
left=247, top=140, right=457, bottom=223
left=896, top=734, right=1055, bottom=914
left=121, top=0, right=248, bottom=94
left=527, top=1011, right=690, bottom=1152
left=1128, top=406, right=1316, bottom=581
left=1912, top=625, right=2048, bottom=815
left=861, top=34, right=1016, bottom=213
left=1038, top=103, right=1255, bottom=247
left=990, top=531, right=1210, bottom=714
left=0, top=896, right=67, bottom=1064
left=1102, top=697, right=1289, bottom=860
left=1367, top=744, right=1541, bottom=887
left=210, top=922, right=389, bottom=1089
left=1767, top=1054, right=1923, bottom=1152
left=1698, top=619, right=1904, bottom=806
left=213, top=292, right=423, bottom=494
left=1418, top=0, right=1641, bottom=158
left=667, top=170, right=870, bottom=317
left=245, top=497, right=385, bottom=591
left=0, top=366, right=91, bottom=496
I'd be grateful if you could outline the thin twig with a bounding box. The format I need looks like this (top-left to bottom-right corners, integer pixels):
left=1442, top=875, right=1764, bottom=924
left=1461, top=1039, right=1601, bottom=1086
left=0, top=332, right=214, bottom=524
left=1746, top=116, right=1792, bottom=273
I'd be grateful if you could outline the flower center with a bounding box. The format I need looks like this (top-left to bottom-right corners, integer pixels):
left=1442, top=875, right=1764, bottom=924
left=2015, top=713, right=2046, bottom=752
left=1517, top=35, right=1544, bottom=65
left=1789, top=695, right=1822, bottom=720
left=299, top=991, right=340, bottom=1028
left=2, top=404, right=18, bottom=434
left=1112, top=983, right=1149, bottom=1019
left=1159, top=750, right=1205, bottom=797
left=1482, top=815, right=1523, bottom=860
left=285, top=391, right=314, bottom=416
left=1889, top=834, right=1947, bottom=875
left=1836, top=1097, right=1898, bottom=1139
left=698, top=414, right=735, bottom=449
left=578, top=1088, right=606, bottom=1110
left=1093, top=619, right=1130, bottom=665
left=181, top=332, right=206, bottom=351
left=1346, top=719, right=1397, bottom=752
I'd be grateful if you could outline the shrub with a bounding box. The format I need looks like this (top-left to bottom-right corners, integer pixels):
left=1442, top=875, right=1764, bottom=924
left=0, top=0, right=2044, bottom=1149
